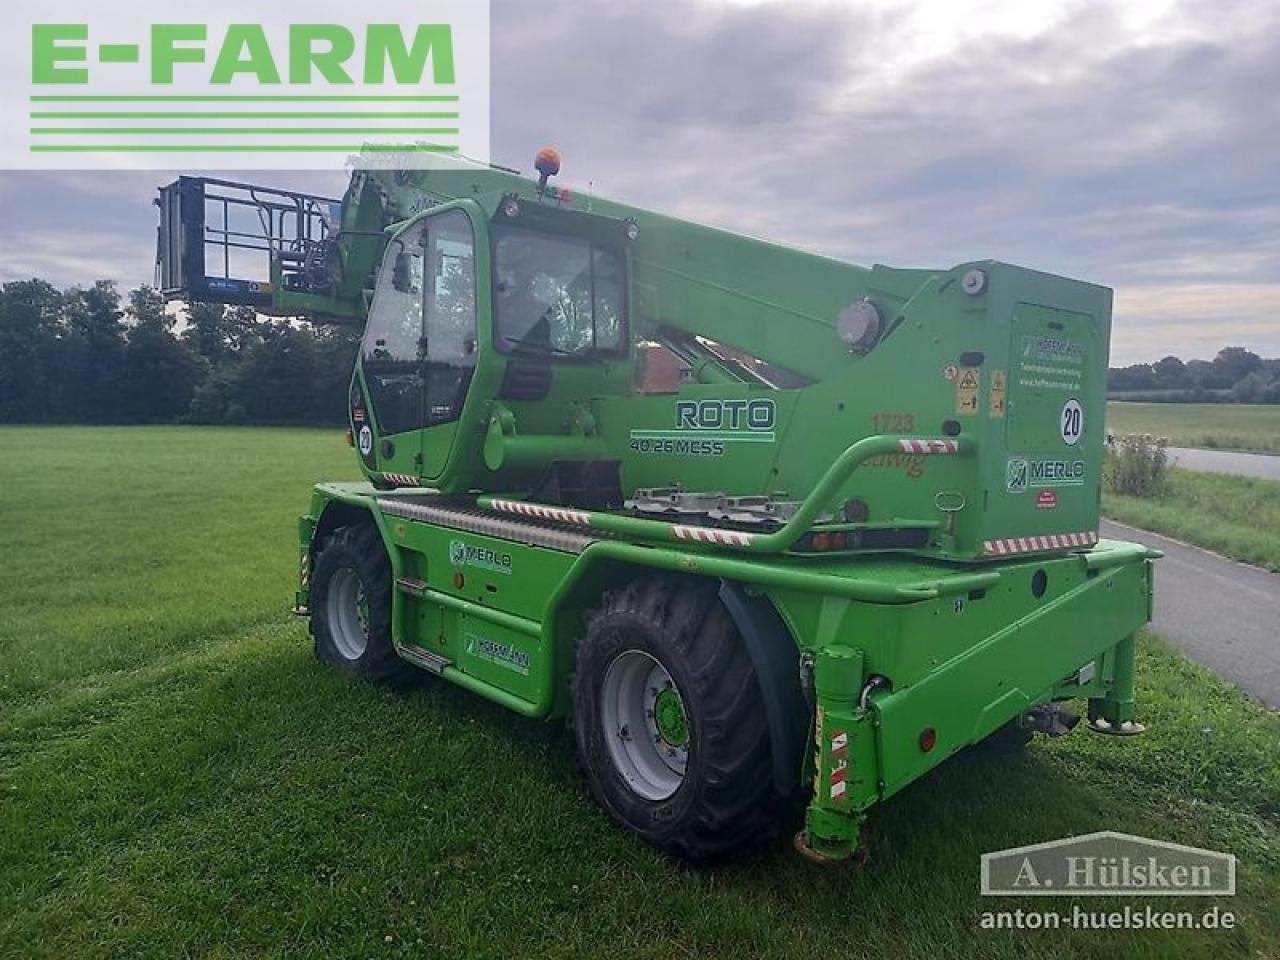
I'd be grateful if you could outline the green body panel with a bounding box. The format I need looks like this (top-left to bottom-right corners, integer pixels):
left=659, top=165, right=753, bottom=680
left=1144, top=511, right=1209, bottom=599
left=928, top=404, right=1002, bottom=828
left=389, top=513, right=577, bottom=704
left=771, top=551, right=1151, bottom=800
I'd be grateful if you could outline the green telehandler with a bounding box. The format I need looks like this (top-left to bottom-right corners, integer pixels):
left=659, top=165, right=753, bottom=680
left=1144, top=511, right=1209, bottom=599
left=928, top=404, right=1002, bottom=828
left=156, top=150, right=1157, bottom=863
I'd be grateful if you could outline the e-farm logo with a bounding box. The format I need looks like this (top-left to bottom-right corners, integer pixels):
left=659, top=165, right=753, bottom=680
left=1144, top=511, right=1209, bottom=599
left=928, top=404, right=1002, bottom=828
left=5, top=2, right=489, bottom=170
left=32, top=24, right=457, bottom=86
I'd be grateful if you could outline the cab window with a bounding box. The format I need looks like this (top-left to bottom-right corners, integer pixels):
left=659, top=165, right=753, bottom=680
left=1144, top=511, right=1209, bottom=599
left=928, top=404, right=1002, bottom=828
left=492, top=225, right=625, bottom=357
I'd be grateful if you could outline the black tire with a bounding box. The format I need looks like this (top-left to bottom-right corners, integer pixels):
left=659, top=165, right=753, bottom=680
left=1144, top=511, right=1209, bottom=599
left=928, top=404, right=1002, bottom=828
left=309, top=524, right=407, bottom=681
left=572, top=576, right=779, bottom=863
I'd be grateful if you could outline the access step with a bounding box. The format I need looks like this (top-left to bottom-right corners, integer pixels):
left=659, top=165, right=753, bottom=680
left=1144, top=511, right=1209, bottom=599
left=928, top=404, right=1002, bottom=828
left=396, top=577, right=428, bottom=597
left=395, top=642, right=452, bottom=675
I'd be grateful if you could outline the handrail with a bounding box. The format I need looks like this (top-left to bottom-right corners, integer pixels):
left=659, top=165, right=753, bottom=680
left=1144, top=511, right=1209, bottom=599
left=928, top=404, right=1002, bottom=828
left=1083, top=541, right=1164, bottom=571
left=478, top=434, right=972, bottom=556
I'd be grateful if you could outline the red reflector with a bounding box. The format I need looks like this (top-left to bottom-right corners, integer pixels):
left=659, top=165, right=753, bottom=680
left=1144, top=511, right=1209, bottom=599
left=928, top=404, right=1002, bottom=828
left=919, top=727, right=937, bottom=752
left=809, top=532, right=849, bottom=552
left=453, top=572, right=465, bottom=589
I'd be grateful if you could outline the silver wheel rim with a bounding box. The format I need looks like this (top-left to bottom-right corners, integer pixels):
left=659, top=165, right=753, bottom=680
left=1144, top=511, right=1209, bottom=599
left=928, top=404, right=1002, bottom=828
left=326, top=567, right=369, bottom=660
left=601, top=650, right=689, bottom=801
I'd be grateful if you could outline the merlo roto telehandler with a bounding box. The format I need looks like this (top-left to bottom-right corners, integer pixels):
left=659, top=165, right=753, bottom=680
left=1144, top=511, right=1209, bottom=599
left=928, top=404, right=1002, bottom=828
left=155, top=150, right=1157, bottom=862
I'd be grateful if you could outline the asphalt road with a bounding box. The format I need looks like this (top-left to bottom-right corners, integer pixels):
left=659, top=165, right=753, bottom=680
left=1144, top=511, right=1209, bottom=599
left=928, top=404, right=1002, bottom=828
left=1167, top=446, right=1280, bottom=480
left=1100, top=519, right=1279, bottom=708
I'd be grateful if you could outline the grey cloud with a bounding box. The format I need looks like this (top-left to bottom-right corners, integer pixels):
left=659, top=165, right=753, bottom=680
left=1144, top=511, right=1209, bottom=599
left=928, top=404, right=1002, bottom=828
left=486, top=0, right=1280, bottom=361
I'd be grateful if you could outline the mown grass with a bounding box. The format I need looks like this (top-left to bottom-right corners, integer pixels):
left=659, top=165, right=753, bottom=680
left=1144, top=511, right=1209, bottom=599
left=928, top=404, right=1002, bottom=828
left=2, top=427, right=1277, bottom=960
left=1107, top=402, right=1280, bottom=454
left=1104, top=467, right=1280, bottom=572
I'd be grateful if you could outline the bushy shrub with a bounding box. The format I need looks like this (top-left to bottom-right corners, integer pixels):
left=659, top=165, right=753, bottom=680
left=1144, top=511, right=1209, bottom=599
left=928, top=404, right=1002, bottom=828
left=1105, top=433, right=1169, bottom=497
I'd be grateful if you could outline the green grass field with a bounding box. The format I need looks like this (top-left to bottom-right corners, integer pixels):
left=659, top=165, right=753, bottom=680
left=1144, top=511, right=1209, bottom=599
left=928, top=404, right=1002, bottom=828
left=1107, top=402, right=1280, bottom=454
left=1104, top=468, right=1280, bottom=572
left=2, top=427, right=1277, bottom=960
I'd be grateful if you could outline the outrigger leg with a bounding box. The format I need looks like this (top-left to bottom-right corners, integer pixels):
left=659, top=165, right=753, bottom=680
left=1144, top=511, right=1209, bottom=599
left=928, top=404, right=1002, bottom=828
left=797, top=645, right=874, bottom=863
left=1088, top=634, right=1146, bottom=736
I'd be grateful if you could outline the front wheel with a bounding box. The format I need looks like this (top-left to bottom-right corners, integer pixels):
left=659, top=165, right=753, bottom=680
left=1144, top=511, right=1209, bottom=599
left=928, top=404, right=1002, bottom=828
left=309, top=524, right=407, bottom=681
left=573, top=577, right=780, bottom=863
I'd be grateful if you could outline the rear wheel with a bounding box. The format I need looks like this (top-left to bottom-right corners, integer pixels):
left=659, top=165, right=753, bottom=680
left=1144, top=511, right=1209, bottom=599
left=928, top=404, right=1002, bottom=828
left=310, top=524, right=407, bottom=681
left=573, top=577, right=779, bottom=863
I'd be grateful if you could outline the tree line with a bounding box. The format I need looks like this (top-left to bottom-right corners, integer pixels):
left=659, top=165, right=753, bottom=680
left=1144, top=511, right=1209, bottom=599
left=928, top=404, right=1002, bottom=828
left=0, top=279, right=359, bottom=425
left=1108, top=347, right=1280, bottom=403
left=4, top=275, right=1278, bottom=423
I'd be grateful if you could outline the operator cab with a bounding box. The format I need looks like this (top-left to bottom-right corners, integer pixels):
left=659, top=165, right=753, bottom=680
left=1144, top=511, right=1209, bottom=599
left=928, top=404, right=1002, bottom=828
left=352, top=172, right=638, bottom=489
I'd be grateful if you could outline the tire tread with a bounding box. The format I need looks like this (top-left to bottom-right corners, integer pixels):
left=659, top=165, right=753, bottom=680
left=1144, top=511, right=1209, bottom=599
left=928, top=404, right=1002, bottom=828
left=573, top=576, right=780, bottom=863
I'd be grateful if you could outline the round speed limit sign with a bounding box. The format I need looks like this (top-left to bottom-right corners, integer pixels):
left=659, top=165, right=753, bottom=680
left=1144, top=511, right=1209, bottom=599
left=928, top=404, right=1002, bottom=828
left=1060, top=398, right=1083, bottom=446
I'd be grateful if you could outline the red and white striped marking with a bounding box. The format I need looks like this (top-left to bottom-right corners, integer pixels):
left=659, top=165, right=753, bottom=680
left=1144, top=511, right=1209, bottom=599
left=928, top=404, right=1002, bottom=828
left=897, top=438, right=960, bottom=454
left=671, top=524, right=757, bottom=547
left=488, top=498, right=592, bottom=526
left=983, top=530, right=1098, bottom=556
left=382, top=472, right=419, bottom=487
left=829, top=728, right=849, bottom=801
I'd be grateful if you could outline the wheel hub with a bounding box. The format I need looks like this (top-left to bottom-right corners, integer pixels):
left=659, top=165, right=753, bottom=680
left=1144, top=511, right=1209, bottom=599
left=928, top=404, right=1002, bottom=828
left=652, top=687, right=689, bottom=748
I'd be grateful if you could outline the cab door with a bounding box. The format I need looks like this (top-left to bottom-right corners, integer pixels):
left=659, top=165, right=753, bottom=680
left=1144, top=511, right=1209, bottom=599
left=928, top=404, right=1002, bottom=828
left=357, top=220, right=428, bottom=481
left=356, top=208, right=479, bottom=483
left=419, top=208, right=478, bottom=480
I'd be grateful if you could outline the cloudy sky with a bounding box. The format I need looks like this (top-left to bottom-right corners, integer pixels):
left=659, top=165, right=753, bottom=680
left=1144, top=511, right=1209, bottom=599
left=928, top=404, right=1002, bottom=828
left=1, top=0, right=1276, bottom=365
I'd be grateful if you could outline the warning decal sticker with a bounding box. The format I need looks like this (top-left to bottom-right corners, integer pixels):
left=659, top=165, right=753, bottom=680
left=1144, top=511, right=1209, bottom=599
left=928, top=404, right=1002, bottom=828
left=990, top=369, right=1007, bottom=418
left=955, top=366, right=980, bottom=415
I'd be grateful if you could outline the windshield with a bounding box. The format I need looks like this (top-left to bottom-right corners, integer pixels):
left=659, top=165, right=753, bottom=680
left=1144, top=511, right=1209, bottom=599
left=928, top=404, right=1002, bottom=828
left=492, top=225, right=625, bottom=356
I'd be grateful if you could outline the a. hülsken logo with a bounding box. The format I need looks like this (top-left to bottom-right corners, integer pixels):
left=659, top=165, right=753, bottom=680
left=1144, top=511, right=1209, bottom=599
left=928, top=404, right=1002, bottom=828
left=982, top=831, right=1236, bottom=897
left=4, top=2, right=489, bottom=171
